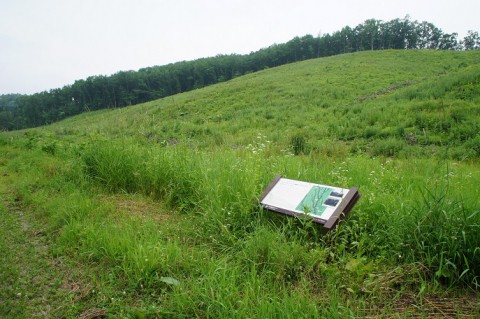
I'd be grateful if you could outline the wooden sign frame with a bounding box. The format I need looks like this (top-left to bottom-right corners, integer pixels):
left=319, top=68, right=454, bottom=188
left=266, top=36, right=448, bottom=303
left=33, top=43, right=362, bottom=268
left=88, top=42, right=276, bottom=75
left=260, top=175, right=360, bottom=232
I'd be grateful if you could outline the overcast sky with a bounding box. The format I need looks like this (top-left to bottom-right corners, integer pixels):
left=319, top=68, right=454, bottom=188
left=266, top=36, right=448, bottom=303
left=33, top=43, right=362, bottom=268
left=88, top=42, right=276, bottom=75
left=0, top=0, right=478, bottom=95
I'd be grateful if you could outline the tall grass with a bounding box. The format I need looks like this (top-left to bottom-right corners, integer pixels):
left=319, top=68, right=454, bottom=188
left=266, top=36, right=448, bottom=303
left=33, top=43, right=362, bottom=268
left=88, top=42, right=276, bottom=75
left=404, top=180, right=480, bottom=287
left=79, top=138, right=480, bottom=288
left=2, top=50, right=480, bottom=316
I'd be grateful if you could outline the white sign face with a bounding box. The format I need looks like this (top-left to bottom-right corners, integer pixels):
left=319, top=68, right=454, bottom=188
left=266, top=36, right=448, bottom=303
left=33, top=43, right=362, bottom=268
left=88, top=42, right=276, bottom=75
left=260, top=178, right=349, bottom=221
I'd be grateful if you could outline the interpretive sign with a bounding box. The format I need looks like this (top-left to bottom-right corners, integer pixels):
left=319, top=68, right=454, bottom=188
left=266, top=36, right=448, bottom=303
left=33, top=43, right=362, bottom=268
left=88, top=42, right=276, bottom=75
left=260, top=175, right=360, bottom=232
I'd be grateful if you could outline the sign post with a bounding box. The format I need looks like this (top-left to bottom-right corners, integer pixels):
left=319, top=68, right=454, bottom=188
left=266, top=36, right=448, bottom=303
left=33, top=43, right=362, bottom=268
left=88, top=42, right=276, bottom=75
left=260, top=175, right=360, bottom=232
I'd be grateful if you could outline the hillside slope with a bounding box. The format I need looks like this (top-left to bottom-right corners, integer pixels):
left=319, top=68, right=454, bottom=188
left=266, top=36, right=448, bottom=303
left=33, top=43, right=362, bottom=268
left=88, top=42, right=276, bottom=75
left=42, top=49, right=480, bottom=159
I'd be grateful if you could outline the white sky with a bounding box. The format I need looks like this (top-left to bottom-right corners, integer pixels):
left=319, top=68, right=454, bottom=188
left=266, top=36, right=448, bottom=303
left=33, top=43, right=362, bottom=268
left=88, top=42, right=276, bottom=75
left=0, top=0, right=478, bottom=95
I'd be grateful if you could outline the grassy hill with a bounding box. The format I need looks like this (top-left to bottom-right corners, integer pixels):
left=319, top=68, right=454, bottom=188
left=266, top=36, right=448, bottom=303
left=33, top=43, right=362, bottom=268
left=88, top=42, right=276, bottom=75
left=1, top=50, right=479, bottom=317
left=36, top=49, right=480, bottom=158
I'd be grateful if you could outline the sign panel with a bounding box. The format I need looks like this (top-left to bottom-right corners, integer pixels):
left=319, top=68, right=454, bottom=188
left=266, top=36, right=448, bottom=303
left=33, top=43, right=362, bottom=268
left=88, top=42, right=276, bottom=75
left=260, top=175, right=360, bottom=232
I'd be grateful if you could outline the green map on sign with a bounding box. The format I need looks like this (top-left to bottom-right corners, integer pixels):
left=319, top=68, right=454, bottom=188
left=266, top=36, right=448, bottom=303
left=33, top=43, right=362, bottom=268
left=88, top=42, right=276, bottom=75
left=296, top=186, right=333, bottom=217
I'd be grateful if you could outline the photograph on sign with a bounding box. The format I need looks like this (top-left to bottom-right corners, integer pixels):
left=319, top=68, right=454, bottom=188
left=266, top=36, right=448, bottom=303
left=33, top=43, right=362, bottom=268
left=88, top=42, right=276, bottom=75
left=260, top=175, right=360, bottom=231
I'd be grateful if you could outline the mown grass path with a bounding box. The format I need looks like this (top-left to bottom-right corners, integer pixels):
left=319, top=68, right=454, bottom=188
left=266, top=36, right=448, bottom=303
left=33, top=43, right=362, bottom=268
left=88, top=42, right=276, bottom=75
left=0, top=171, right=78, bottom=318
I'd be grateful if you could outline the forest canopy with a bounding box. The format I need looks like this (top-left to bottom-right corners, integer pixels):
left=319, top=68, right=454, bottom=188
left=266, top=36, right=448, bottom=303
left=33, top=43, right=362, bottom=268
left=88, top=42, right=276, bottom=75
left=1, top=16, right=479, bottom=131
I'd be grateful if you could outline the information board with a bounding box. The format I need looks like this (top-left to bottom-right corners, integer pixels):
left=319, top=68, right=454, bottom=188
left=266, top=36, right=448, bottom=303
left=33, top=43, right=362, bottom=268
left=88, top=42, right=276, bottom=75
left=260, top=175, right=360, bottom=232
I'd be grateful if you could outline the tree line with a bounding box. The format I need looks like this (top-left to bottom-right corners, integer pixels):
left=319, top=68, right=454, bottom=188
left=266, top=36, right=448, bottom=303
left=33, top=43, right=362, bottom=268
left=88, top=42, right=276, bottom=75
left=1, top=16, right=479, bottom=131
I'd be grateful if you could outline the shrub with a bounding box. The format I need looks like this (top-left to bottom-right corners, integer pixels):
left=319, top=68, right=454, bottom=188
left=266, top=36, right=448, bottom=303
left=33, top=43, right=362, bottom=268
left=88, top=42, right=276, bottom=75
left=41, top=141, right=57, bottom=155
left=363, top=126, right=378, bottom=139
left=290, top=132, right=307, bottom=155
left=466, top=135, right=480, bottom=157
left=371, top=138, right=404, bottom=157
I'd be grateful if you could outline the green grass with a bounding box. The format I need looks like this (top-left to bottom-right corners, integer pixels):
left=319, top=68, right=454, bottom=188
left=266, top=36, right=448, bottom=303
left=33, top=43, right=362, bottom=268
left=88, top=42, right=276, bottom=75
left=37, top=50, right=480, bottom=158
left=1, top=50, right=480, bottom=317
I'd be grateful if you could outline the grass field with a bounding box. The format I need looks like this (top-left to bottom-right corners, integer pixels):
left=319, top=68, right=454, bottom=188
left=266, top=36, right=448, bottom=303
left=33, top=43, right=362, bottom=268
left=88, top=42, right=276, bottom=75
left=1, top=50, right=479, bottom=318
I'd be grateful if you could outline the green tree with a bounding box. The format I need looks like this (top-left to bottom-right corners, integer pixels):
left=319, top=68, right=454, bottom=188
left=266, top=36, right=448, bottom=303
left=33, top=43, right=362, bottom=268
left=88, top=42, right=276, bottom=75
left=438, top=33, right=459, bottom=50
left=463, top=30, right=480, bottom=50
left=415, top=21, right=443, bottom=49
left=356, top=19, right=382, bottom=51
